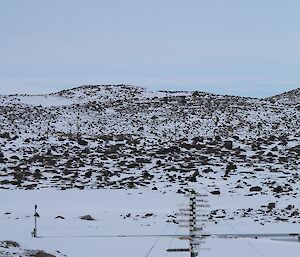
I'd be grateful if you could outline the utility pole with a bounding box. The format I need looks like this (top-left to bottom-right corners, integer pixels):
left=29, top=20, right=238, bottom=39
left=190, top=193, right=197, bottom=257
left=167, top=191, right=210, bottom=256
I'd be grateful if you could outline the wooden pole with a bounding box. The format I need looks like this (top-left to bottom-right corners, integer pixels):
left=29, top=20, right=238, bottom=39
left=190, top=193, right=196, bottom=257
left=34, top=204, right=37, bottom=237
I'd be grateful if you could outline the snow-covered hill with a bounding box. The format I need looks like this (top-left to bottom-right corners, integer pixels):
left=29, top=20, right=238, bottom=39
left=0, top=84, right=300, bottom=256
left=0, top=84, right=299, bottom=191
left=267, top=88, right=300, bottom=105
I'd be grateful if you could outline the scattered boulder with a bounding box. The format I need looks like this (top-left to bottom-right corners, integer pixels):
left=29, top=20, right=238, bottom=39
left=143, top=213, right=154, bottom=218
left=273, top=186, right=284, bottom=193
left=80, top=215, right=95, bottom=221
left=78, top=138, right=88, bottom=146
left=55, top=216, right=65, bottom=220
left=32, top=250, right=56, bottom=257
left=2, top=240, right=20, bottom=248
left=0, top=132, right=10, bottom=139
left=274, top=217, right=288, bottom=222
left=224, top=140, right=233, bottom=150
left=267, top=202, right=276, bottom=210
left=250, top=186, right=262, bottom=192
left=226, top=162, right=237, bottom=171
left=189, top=171, right=199, bottom=182
left=210, top=190, right=221, bottom=195
left=202, top=167, right=213, bottom=173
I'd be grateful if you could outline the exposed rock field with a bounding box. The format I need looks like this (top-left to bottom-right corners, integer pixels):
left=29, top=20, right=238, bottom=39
left=0, top=85, right=299, bottom=193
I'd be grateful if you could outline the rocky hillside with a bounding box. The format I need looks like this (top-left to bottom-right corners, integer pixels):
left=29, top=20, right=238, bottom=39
left=267, top=88, right=300, bottom=106
left=0, top=85, right=299, bottom=195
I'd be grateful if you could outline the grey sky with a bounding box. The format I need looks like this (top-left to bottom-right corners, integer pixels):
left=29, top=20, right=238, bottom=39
left=0, top=0, right=299, bottom=97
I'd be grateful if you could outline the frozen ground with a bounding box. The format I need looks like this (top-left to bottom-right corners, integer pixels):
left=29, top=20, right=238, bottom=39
left=1, top=189, right=300, bottom=257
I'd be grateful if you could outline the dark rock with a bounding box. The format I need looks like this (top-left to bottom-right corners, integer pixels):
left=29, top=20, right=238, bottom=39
left=82, top=147, right=90, bottom=154
left=127, top=162, right=140, bottom=169
left=250, top=186, right=262, bottom=192
left=202, top=167, right=213, bottom=173
left=192, top=136, right=204, bottom=143
left=267, top=202, right=276, bottom=210
left=142, top=171, right=154, bottom=180
left=143, top=213, right=154, bottom=218
left=210, top=190, right=221, bottom=195
left=226, top=162, right=237, bottom=171
left=0, top=132, right=10, bottom=139
left=273, top=186, right=283, bottom=193
left=177, top=189, right=184, bottom=194
left=80, top=215, right=94, bottom=221
left=2, top=240, right=20, bottom=248
left=127, top=182, right=136, bottom=189
left=215, top=135, right=221, bottom=141
left=55, top=216, right=65, bottom=219
left=84, top=171, right=92, bottom=178
left=274, top=217, right=288, bottom=221
left=156, top=160, right=162, bottom=166
left=189, top=171, right=199, bottom=182
left=224, top=140, right=233, bottom=150
left=189, top=176, right=197, bottom=182
left=78, top=138, right=88, bottom=146
left=268, top=135, right=276, bottom=141
left=157, top=146, right=180, bottom=154
left=32, top=250, right=56, bottom=257
left=290, top=210, right=299, bottom=216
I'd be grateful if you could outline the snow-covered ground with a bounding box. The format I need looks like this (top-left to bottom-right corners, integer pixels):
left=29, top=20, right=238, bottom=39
left=1, top=189, right=300, bottom=257
left=0, top=95, right=75, bottom=107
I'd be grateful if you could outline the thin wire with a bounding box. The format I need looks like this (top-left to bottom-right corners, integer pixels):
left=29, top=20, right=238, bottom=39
left=224, top=219, right=266, bottom=257
left=145, top=195, right=189, bottom=257
left=1, top=23, right=300, bottom=71
left=197, top=185, right=266, bottom=257
left=0, top=48, right=139, bottom=75
left=145, top=222, right=169, bottom=257
left=163, top=194, right=190, bottom=257
left=0, top=24, right=299, bottom=70
left=163, top=225, right=180, bottom=257
left=0, top=47, right=236, bottom=89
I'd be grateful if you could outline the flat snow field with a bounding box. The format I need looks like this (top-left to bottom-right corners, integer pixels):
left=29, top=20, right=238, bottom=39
left=1, top=190, right=300, bottom=257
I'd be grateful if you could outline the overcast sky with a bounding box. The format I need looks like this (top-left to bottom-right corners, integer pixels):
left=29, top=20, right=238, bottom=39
left=0, top=0, right=299, bottom=97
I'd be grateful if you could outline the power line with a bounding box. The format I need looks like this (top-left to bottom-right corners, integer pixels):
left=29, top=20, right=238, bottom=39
left=164, top=226, right=180, bottom=257
left=164, top=195, right=189, bottom=257
left=1, top=24, right=300, bottom=71
left=145, top=222, right=170, bottom=257
left=2, top=47, right=298, bottom=94
left=224, top=219, right=266, bottom=257
left=0, top=47, right=234, bottom=89
left=0, top=48, right=137, bottom=75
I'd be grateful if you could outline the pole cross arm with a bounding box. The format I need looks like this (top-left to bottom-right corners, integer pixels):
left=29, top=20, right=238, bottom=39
left=167, top=248, right=190, bottom=252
